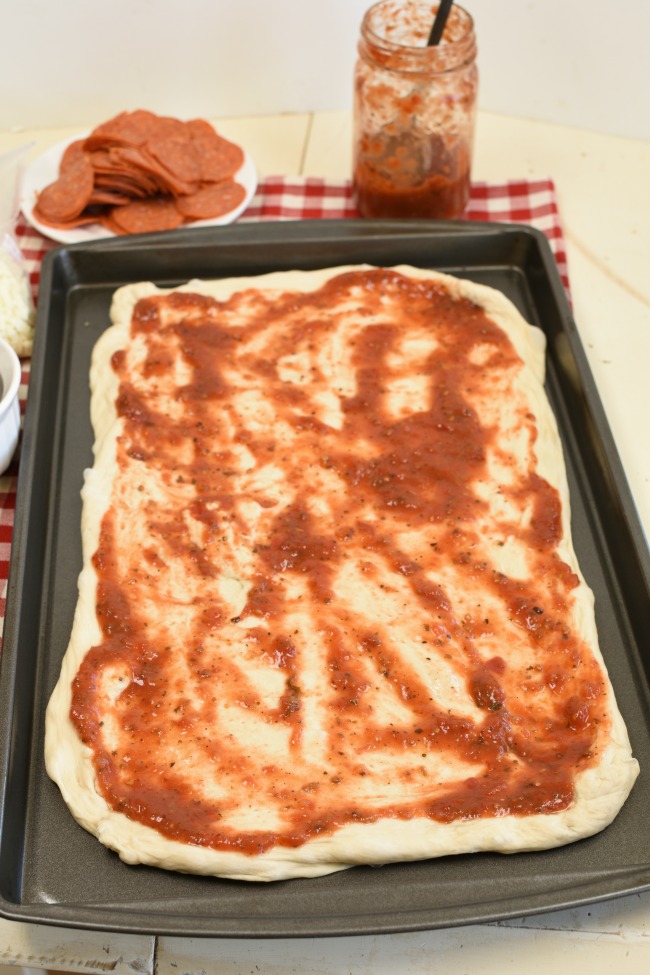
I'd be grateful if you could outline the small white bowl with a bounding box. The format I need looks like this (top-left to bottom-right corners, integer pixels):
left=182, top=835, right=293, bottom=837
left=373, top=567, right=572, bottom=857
left=0, top=336, right=21, bottom=474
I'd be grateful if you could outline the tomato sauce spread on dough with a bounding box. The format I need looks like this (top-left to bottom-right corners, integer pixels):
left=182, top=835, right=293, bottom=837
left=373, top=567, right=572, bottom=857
left=70, top=268, right=609, bottom=855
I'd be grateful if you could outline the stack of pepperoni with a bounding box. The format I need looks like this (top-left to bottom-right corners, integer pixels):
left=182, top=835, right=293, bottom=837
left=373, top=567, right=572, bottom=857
left=33, top=109, right=247, bottom=235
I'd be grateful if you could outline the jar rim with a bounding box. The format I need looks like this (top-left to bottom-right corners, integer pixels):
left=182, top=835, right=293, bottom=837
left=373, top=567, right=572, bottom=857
left=360, top=0, right=475, bottom=68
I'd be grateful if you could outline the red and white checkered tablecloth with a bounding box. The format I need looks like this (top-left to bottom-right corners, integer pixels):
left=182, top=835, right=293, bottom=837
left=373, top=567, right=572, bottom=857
left=1, top=176, right=569, bottom=638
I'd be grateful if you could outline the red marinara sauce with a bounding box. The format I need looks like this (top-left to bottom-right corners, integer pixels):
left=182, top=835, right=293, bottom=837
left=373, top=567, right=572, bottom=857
left=69, top=268, right=608, bottom=856
left=353, top=152, right=471, bottom=219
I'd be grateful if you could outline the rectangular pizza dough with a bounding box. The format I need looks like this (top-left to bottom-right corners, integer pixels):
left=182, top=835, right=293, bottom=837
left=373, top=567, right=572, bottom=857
left=45, top=264, right=639, bottom=881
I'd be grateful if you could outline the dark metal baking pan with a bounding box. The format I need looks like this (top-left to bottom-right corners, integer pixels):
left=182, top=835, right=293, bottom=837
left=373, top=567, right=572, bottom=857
left=0, top=219, right=648, bottom=937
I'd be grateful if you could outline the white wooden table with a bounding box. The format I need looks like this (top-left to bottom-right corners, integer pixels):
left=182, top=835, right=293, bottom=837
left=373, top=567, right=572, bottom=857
left=0, top=109, right=648, bottom=974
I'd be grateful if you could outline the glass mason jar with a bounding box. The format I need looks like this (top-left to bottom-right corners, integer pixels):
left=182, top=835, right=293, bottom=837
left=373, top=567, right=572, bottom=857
left=353, top=1, right=478, bottom=219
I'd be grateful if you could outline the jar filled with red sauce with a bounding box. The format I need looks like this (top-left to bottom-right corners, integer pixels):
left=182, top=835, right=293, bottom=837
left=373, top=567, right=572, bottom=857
left=353, top=1, right=478, bottom=219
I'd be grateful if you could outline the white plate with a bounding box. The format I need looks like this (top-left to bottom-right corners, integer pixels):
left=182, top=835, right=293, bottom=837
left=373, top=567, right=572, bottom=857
left=20, top=131, right=258, bottom=245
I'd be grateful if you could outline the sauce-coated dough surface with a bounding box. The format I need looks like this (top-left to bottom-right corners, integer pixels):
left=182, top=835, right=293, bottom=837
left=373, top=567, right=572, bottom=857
left=45, top=265, right=639, bottom=880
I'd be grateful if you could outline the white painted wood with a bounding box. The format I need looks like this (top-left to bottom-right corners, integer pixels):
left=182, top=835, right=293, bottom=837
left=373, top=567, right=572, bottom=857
left=156, top=903, right=650, bottom=975
left=0, top=918, right=153, bottom=974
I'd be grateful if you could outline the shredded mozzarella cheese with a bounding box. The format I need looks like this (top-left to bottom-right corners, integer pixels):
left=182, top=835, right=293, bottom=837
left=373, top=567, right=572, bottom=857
left=0, top=243, right=34, bottom=357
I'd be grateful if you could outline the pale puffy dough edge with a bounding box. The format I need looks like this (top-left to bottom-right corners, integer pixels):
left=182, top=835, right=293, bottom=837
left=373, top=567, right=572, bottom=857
left=44, top=265, right=640, bottom=882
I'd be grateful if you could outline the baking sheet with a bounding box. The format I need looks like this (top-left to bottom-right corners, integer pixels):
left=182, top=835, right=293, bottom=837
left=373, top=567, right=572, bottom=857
left=0, top=219, right=648, bottom=937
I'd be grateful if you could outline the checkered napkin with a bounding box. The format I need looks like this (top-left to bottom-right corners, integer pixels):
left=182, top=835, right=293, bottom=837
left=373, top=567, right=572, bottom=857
left=1, top=176, right=569, bottom=636
left=239, top=176, right=569, bottom=290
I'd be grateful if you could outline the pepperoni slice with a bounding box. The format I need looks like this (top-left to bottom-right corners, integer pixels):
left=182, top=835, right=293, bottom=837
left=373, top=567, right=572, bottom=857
left=93, top=149, right=163, bottom=196
left=88, top=188, right=133, bottom=206
left=94, top=176, right=150, bottom=199
left=146, top=131, right=202, bottom=187
left=110, top=197, right=185, bottom=234
left=83, top=109, right=161, bottom=150
left=98, top=209, right=129, bottom=235
left=34, top=152, right=95, bottom=222
left=186, top=120, right=245, bottom=181
left=60, top=139, right=88, bottom=171
left=175, top=180, right=246, bottom=220
left=32, top=207, right=105, bottom=230
left=112, top=146, right=198, bottom=197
